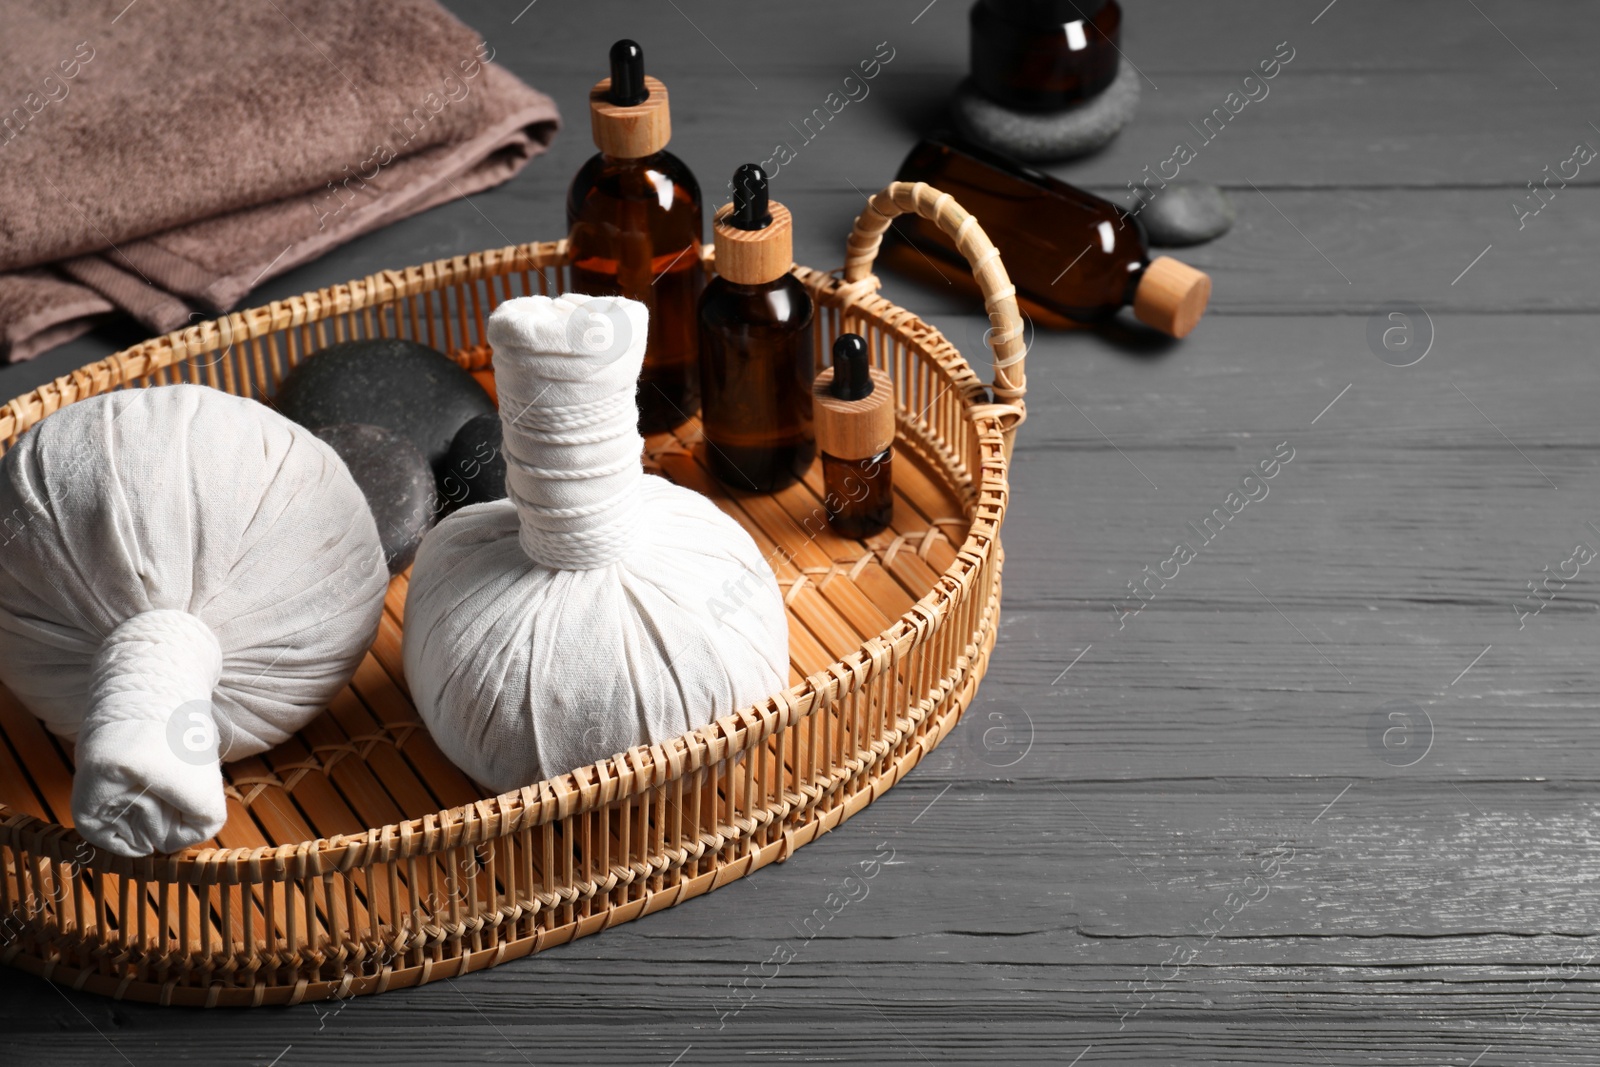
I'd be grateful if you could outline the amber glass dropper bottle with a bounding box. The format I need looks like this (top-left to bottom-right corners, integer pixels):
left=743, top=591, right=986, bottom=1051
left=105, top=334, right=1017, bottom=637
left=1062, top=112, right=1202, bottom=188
left=698, top=164, right=815, bottom=493
left=567, top=40, right=704, bottom=432
left=893, top=133, right=1211, bottom=337
left=814, top=333, right=894, bottom=539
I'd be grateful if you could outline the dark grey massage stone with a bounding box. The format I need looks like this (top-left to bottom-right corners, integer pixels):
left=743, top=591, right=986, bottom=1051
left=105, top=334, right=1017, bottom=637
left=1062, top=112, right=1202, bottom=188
left=1132, top=181, right=1236, bottom=247
left=440, top=412, right=507, bottom=510
left=314, top=423, right=437, bottom=574
left=951, top=61, right=1141, bottom=162
left=274, top=338, right=495, bottom=480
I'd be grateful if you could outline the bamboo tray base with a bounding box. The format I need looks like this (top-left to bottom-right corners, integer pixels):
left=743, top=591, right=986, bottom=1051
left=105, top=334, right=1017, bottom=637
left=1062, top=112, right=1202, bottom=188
left=0, top=406, right=984, bottom=1006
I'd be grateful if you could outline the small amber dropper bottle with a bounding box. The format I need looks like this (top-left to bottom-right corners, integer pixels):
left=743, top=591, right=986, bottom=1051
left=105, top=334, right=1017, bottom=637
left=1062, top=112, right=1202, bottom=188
left=814, top=333, right=894, bottom=538
left=567, top=40, right=704, bottom=433
left=698, top=164, right=815, bottom=493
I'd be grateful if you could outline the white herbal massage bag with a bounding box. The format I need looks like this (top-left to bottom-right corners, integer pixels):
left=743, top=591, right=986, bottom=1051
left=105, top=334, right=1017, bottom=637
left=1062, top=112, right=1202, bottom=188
left=0, top=385, right=388, bottom=856
left=402, top=294, right=790, bottom=792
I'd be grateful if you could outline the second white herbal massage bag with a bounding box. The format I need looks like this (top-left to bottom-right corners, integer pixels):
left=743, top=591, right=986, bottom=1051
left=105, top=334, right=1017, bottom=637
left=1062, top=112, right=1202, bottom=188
left=402, top=294, right=790, bottom=791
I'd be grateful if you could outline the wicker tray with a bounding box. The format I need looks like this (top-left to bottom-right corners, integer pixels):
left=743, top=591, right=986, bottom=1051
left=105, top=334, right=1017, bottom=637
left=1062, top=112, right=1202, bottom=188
left=0, top=182, right=1025, bottom=1006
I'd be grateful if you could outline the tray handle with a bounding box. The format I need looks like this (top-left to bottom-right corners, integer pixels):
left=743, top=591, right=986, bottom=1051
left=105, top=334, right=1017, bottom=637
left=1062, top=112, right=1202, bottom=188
left=842, top=181, right=1026, bottom=444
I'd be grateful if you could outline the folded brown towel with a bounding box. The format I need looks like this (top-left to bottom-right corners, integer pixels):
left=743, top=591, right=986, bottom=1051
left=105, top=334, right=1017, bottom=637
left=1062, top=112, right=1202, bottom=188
left=0, top=0, right=560, bottom=362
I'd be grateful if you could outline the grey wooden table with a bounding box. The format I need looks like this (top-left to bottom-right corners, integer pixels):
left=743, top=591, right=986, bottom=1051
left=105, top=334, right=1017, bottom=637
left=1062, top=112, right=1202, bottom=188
left=5, top=1, right=1599, bottom=1063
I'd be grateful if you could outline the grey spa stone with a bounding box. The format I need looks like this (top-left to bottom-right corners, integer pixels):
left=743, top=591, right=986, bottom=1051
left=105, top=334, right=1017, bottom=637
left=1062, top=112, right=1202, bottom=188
left=440, top=412, right=507, bottom=512
left=951, top=61, right=1141, bottom=162
left=1132, top=181, right=1235, bottom=247
left=274, top=338, right=495, bottom=482
left=314, top=422, right=437, bottom=574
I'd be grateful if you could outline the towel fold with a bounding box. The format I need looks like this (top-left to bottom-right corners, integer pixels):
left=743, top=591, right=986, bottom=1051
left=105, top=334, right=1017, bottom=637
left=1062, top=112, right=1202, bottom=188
left=0, top=0, right=561, bottom=363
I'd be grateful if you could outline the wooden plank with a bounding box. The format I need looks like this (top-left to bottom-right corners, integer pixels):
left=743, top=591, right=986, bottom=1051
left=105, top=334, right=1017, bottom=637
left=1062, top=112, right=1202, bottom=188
left=0, top=715, right=49, bottom=822
left=0, top=691, right=74, bottom=827
left=344, top=655, right=484, bottom=813
left=6, top=778, right=1600, bottom=1060
left=2, top=0, right=1598, bottom=1058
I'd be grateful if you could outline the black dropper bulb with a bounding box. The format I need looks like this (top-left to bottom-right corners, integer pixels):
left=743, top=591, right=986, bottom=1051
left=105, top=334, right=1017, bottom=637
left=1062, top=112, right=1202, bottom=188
left=730, top=163, right=772, bottom=231
left=830, top=334, right=873, bottom=401
left=607, top=39, right=649, bottom=106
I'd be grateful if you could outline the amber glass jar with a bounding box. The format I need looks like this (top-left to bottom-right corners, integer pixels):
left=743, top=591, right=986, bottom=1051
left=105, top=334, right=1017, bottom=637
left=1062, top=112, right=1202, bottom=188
left=568, top=41, right=704, bottom=433
left=970, top=0, right=1121, bottom=111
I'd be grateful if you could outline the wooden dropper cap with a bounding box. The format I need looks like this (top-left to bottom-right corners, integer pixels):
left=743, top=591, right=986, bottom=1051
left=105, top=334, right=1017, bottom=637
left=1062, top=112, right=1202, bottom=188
left=814, top=334, right=895, bottom=461
left=1133, top=256, right=1212, bottom=338
left=589, top=39, right=671, bottom=159
left=712, top=164, right=794, bottom=285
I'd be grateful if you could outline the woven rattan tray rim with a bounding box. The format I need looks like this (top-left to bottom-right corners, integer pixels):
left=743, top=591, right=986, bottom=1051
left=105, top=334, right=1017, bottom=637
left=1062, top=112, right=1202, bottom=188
left=0, top=182, right=1025, bottom=882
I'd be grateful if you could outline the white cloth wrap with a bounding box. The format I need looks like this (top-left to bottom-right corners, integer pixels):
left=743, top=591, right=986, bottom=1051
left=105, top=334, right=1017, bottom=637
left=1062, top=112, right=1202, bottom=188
left=76, top=610, right=226, bottom=856
left=402, top=294, right=790, bottom=793
left=497, top=294, right=646, bottom=568
left=0, top=385, right=388, bottom=856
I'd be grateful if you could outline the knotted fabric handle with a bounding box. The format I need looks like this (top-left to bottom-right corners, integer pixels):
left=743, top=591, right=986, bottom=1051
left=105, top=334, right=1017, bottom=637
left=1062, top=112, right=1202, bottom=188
left=487, top=294, right=652, bottom=570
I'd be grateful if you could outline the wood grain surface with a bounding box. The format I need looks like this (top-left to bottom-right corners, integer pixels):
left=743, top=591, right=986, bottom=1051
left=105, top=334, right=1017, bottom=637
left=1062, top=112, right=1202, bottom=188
left=4, top=0, right=1598, bottom=1063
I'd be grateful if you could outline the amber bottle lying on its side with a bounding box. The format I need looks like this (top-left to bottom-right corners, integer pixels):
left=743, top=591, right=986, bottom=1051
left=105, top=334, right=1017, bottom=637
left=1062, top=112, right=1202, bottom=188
left=567, top=40, right=704, bottom=433
left=892, top=133, right=1212, bottom=338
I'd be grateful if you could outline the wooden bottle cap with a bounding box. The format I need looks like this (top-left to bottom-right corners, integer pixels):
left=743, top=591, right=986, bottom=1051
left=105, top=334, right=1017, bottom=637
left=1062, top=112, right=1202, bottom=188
left=712, top=201, right=794, bottom=285
left=814, top=366, right=895, bottom=461
left=589, top=75, right=671, bottom=158
left=1133, top=256, right=1212, bottom=338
